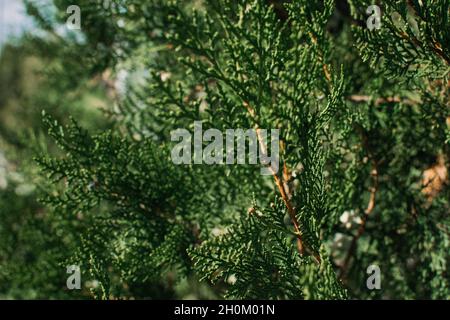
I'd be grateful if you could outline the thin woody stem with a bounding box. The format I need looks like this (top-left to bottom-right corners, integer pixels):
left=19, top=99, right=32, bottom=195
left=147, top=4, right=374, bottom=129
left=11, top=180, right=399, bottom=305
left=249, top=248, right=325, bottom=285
left=244, top=102, right=321, bottom=264
left=309, top=32, right=332, bottom=85
left=397, top=29, right=450, bottom=66
left=405, top=0, right=450, bottom=66
left=339, top=163, right=378, bottom=279
left=347, top=95, right=420, bottom=106
left=339, top=129, right=379, bottom=280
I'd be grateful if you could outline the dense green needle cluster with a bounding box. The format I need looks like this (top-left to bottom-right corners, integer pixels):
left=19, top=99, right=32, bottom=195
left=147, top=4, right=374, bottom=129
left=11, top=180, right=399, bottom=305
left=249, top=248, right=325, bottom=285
left=0, top=0, right=448, bottom=299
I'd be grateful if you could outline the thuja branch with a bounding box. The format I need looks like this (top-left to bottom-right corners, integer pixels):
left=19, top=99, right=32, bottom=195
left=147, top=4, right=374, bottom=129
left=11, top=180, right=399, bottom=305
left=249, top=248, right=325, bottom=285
left=244, top=102, right=321, bottom=265
left=308, top=32, right=332, bottom=85
left=339, top=130, right=379, bottom=280
left=340, top=162, right=378, bottom=280
left=397, top=30, right=450, bottom=66
left=405, top=0, right=450, bottom=66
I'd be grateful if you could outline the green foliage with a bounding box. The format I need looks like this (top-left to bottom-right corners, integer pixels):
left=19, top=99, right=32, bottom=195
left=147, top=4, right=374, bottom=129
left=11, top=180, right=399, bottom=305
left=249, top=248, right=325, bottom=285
left=190, top=202, right=346, bottom=299
left=0, top=0, right=448, bottom=299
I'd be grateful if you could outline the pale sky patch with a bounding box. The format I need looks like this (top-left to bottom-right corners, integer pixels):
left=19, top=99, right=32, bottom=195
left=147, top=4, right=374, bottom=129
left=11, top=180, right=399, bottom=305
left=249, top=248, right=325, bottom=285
left=0, top=0, right=33, bottom=46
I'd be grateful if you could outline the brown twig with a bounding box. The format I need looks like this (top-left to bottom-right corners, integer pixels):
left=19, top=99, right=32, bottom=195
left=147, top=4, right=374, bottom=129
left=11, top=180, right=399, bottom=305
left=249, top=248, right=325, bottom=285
left=339, top=163, right=378, bottom=280
left=243, top=102, right=321, bottom=264
left=397, top=29, right=450, bottom=66
left=339, top=129, right=379, bottom=280
left=405, top=0, right=450, bottom=66
left=282, top=162, right=292, bottom=200
left=347, top=95, right=420, bottom=106
left=308, top=32, right=333, bottom=85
